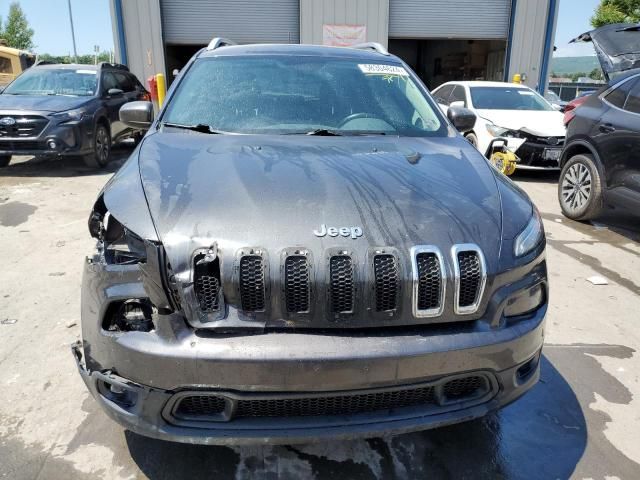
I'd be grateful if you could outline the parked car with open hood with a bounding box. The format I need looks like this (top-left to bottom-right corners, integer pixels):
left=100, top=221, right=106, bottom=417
left=432, top=81, right=566, bottom=172
left=0, top=62, right=149, bottom=168
left=73, top=40, right=547, bottom=445
left=560, top=24, right=640, bottom=220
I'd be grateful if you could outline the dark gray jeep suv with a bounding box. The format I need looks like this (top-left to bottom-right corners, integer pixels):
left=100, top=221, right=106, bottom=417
left=73, top=40, right=548, bottom=445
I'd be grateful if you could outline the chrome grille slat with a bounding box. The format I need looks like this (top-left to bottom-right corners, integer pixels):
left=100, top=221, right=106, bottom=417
left=411, top=246, right=445, bottom=318
left=452, top=244, right=486, bottom=315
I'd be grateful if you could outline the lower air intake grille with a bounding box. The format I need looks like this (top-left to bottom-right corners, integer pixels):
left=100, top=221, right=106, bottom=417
left=170, top=374, right=493, bottom=422
left=284, top=255, right=310, bottom=313
left=194, top=254, right=221, bottom=313
left=457, top=251, right=482, bottom=308
left=373, top=254, right=400, bottom=312
left=416, top=252, right=442, bottom=311
left=443, top=376, right=484, bottom=399
left=329, top=255, right=355, bottom=314
left=239, top=255, right=265, bottom=312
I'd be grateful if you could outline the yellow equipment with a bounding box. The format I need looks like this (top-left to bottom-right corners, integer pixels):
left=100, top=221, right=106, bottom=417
left=490, top=150, right=517, bottom=176
left=0, top=43, right=35, bottom=88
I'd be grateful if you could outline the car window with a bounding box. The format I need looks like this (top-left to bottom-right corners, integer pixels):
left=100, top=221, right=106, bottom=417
left=0, top=56, right=12, bottom=74
left=606, top=77, right=639, bottom=109
left=623, top=78, right=640, bottom=113
left=433, top=85, right=453, bottom=105
left=162, top=56, right=447, bottom=137
left=470, top=86, right=553, bottom=111
left=450, top=85, right=466, bottom=106
left=114, top=72, right=135, bottom=92
left=101, top=72, right=119, bottom=93
left=3, top=67, right=97, bottom=96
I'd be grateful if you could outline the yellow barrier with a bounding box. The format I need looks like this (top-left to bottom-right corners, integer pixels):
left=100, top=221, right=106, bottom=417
left=156, top=73, right=166, bottom=107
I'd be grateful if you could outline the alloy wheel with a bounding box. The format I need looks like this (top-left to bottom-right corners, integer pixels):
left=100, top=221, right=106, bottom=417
left=561, top=162, right=592, bottom=212
left=96, top=127, right=110, bottom=164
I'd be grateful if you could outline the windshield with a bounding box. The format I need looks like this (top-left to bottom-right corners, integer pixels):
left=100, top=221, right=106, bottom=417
left=4, top=68, right=97, bottom=96
left=162, top=56, right=446, bottom=136
left=470, top=86, right=554, bottom=111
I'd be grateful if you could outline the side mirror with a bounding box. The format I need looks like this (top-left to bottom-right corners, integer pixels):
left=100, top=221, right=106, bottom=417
left=107, top=88, right=124, bottom=97
left=447, top=106, right=476, bottom=134
left=120, top=101, right=154, bottom=129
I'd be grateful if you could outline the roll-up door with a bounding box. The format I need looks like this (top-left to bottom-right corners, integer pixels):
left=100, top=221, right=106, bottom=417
left=160, top=0, right=300, bottom=45
left=389, top=0, right=511, bottom=39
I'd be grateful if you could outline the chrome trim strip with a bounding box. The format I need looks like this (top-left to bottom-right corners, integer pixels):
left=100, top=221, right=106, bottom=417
left=411, top=246, right=446, bottom=318
left=451, top=244, right=487, bottom=315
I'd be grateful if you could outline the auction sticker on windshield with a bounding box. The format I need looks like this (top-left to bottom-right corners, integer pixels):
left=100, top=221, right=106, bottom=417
left=358, top=64, right=408, bottom=76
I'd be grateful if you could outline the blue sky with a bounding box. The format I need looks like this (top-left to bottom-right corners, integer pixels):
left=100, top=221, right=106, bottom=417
left=554, top=0, right=600, bottom=57
left=0, top=0, right=113, bottom=55
left=1, top=0, right=600, bottom=58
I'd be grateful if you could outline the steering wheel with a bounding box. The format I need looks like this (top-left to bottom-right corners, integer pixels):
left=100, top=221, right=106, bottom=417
left=337, top=112, right=380, bottom=128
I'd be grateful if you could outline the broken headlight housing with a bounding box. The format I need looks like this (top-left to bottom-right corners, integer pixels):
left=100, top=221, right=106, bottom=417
left=514, top=208, right=544, bottom=257
left=486, top=124, right=518, bottom=137
left=103, top=214, right=147, bottom=265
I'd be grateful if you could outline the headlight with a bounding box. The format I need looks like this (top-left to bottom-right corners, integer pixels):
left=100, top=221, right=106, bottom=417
left=53, top=108, right=86, bottom=122
left=486, top=124, right=513, bottom=137
left=514, top=209, right=544, bottom=257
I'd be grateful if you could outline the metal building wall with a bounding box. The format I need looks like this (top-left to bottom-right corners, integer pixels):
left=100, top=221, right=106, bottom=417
left=300, top=0, right=389, bottom=47
left=109, top=0, right=165, bottom=84
left=507, top=0, right=558, bottom=92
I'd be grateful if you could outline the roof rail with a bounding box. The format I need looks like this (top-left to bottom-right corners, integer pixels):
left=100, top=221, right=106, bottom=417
left=351, top=42, right=390, bottom=56
left=206, top=37, right=237, bottom=51
left=98, top=62, right=129, bottom=72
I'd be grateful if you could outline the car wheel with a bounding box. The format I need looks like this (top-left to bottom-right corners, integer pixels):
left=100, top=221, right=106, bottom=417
left=558, top=154, right=604, bottom=221
left=0, top=155, right=11, bottom=168
left=83, top=123, right=111, bottom=168
left=465, top=132, right=478, bottom=148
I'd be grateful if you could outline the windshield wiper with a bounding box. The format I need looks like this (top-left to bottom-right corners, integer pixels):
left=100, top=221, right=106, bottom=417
left=162, top=122, right=225, bottom=134
left=305, top=128, right=344, bottom=136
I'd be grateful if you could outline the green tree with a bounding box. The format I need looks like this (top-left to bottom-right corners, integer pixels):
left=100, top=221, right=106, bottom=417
left=589, top=67, right=604, bottom=80
left=570, top=71, right=588, bottom=82
left=0, top=2, right=34, bottom=50
left=591, top=0, right=640, bottom=27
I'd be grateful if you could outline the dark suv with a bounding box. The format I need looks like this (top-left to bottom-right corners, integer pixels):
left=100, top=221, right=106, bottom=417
left=0, top=62, right=148, bottom=168
left=73, top=40, right=547, bottom=444
left=560, top=23, right=640, bottom=220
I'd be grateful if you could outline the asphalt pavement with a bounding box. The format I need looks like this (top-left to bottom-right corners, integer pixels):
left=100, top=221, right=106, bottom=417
left=1, top=151, right=639, bottom=479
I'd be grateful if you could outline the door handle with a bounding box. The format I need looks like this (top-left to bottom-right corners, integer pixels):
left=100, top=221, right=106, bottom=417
left=599, top=123, right=616, bottom=133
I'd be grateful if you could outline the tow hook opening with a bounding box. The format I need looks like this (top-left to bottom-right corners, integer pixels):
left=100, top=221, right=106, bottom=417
left=97, top=374, right=138, bottom=409
left=516, top=351, right=541, bottom=383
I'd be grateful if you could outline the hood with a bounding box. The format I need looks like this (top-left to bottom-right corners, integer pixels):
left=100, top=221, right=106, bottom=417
left=0, top=94, right=92, bottom=113
left=570, top=23, right=640, bottom=80
left=137, top=132, right=503, bottom=283
left=476, top=109, right=566, bottom=137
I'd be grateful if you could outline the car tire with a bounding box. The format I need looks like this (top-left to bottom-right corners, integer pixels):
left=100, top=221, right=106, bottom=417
left=83, top=123, right=111, bottom=168
left=465, top=132, right=478, bottom=148
left=0, top=155, right=11, bottom=168
left=558, top=154, right=604, bottom=221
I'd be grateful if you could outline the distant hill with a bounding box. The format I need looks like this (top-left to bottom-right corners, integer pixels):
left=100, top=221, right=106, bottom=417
left=551, top=56, right=600, bottom=75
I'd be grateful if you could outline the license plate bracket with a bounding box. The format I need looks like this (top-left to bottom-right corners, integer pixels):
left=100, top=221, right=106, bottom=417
left=543, top=148, right=562, bottom=162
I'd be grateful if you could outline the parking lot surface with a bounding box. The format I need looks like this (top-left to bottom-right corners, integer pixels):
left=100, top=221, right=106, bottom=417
left=1, top=151, right=639, bottom=480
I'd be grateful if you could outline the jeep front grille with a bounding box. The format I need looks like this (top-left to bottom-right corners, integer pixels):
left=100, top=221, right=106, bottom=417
left=239, top=255, right=266, bottom=312
left=329, top=255, right=355, bottom=314
left=284, top=255, right=311, bottom=313
left=453, top=245, right=486, bottom=315
left=373, top=254, right=400, bottom=312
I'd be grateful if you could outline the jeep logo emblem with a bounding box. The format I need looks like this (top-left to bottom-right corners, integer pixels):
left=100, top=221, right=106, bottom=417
left=0, top=117, right=16, bottom=126
left=313, top=224, right=363, bottom=239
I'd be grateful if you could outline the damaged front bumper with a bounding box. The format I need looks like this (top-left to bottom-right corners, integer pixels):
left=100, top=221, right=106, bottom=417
left=75, top=256, right=546, bottom=445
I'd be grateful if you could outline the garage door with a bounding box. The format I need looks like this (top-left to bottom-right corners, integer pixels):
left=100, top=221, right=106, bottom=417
left=389, top=0, right=511, bottom=39
left=160, top=0, right=300, bottom=45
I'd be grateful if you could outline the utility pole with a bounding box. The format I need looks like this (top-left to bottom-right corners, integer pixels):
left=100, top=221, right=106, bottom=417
left=67, top=0, right=78, bottom=61
left=94, top=45, right=99, bottom=65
